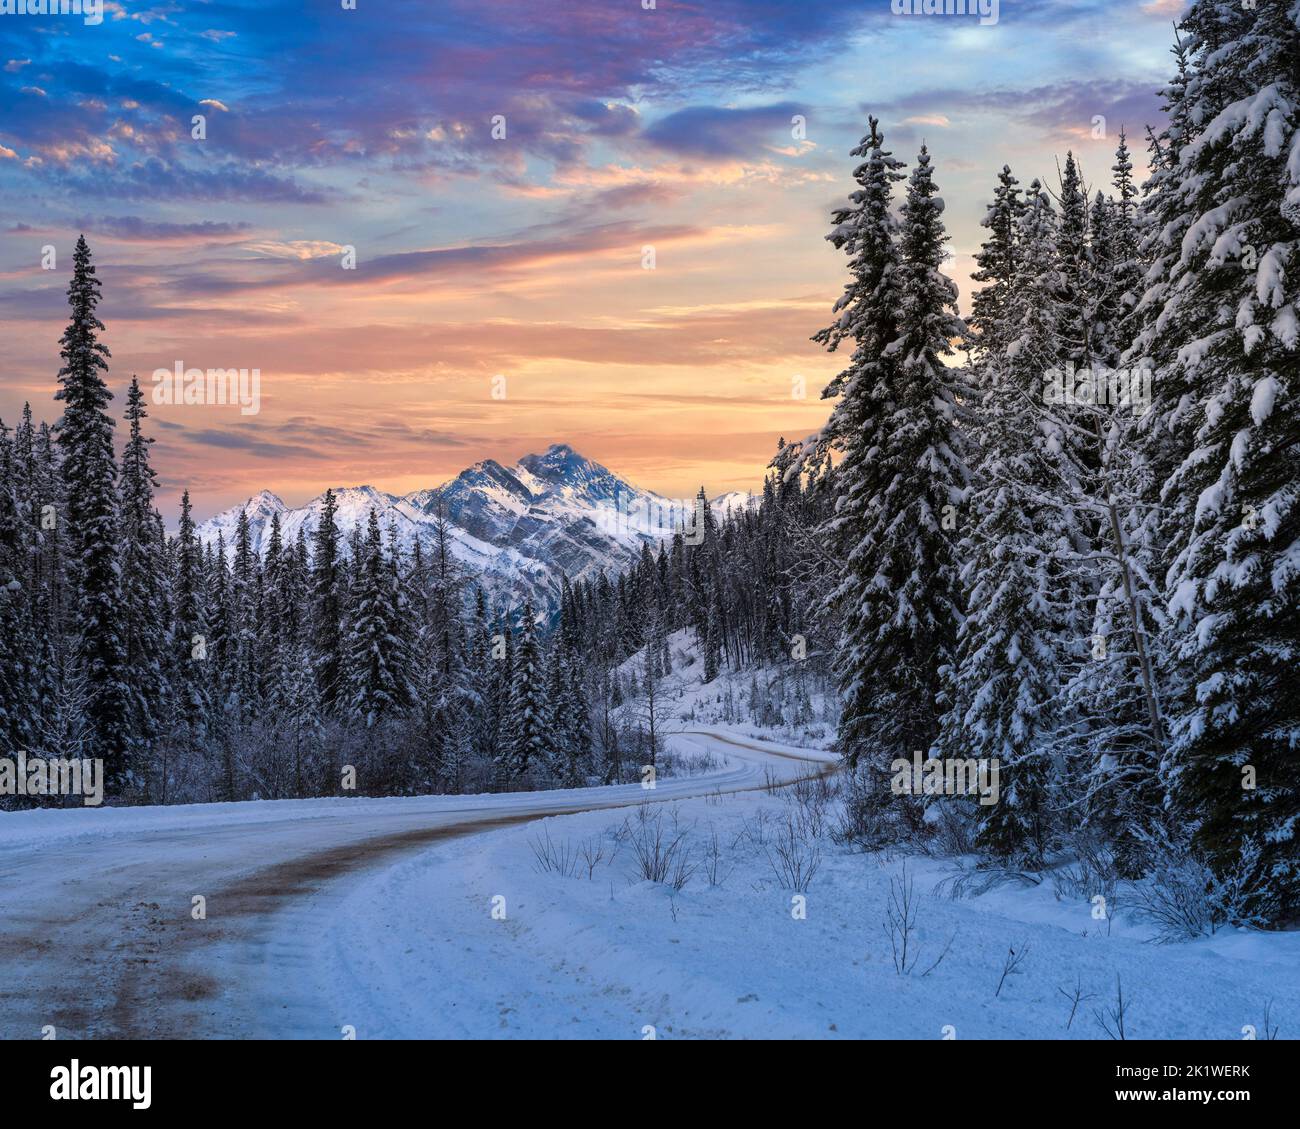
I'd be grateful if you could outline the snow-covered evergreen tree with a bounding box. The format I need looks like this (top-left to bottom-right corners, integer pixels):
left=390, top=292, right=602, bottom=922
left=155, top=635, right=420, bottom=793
left=948, top=179, right=1099, bottom=860
left=490, top=609, right=515, bottom=787
left=504, top=599, right=547, bottom=781
left=31, top=422, right=66, bottom=669
left=413, top=506, right=474, bottom=789
left=1054, top=151, right=1094, bottom=380
left=815, top=118, right=906, bottom=794
left=342, top=509, right=413, bottom=728
left=1109, top=129, right=1145, bottom=343
left=229, top=508, right=260, bottom=722
left=1138, top=0, right=1300, bottom=920
left=270, top=525, right=318, bottom=797
left=1064, top=161, right=1168, bottom=872
left=0, top=415, right=33, bottom=759
left=54, top=235, right=127, bottom=783
left=819, top=135, right=969, bottom=804
left=119, top=375, right=166, bottom=793
left=468, top=588, right=498, bottom=769
left=311, top=487, right=344, bottom=713
left=171, top=490, right=208, bottom=760
left=545, top=578, right=592, bottom=785
left=259, top=512, right=287, bottom=708
left=969, top=164, right=1024, bottom=358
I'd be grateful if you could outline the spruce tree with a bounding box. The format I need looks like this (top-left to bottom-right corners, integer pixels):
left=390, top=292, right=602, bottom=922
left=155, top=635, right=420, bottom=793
left=0, top=416, right=32, bottom=758
left=259, top=512, right=286, bottom=706
left=32, top=423, right=66, bottom=658
left=1109, top=129, right=1145, bottom=340
left=311, top=487, right=344, bottom=713
left=206, top=532, right=236, bottom=795
left=171, top=490, right=209, bottom=756
left=468, top=588, right=497, bottom=768
left=491, top=612, right=515, bottom=787
left=280, top=527, right=319, bottom=797
left=54, top=235, right=127, bottom=785
left=970, top=164, right=1024, bottom=357
left=342, top=509, right=413, bottom=727
left=505, top=599, right=547, bottom=781
left=1143, top=0, right=1300, bottom=921
left=942, top=182, right=1085, bottom=862
left=230, top=508, right=260, bottom=719
left=814, top=119, right=905, bottom=789
left=119, top=375, right=166, bottom=793
left=1055, top=151, right=1093, bottom=378
left=821, top=139, right=969, bottom=798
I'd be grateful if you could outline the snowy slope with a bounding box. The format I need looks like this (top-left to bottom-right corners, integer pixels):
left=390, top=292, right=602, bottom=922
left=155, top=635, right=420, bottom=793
left=710, top=490, right=759, bottom=519
left=305, top=759, right=1299, bottom=1039
left=194, top=444, right=726, bottom=611
left=4, top=687, right=1294, bottom=1038
left=0, top=730, right=834, bottom=1038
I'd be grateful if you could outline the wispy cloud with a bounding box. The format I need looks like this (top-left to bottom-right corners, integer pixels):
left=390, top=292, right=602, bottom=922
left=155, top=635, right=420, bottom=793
left=0, top=0, right=1180, bottom=513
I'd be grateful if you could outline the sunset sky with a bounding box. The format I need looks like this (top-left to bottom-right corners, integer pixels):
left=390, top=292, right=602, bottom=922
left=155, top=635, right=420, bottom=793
left=0, top=0, right=1184, bottom=521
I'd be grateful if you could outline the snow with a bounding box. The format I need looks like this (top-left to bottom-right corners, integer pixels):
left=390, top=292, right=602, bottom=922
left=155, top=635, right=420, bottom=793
left=1271, top=305, right=1298, bottom=349
left=1179, top=199, right=1244, bottom=265
left=274, top=744, right=1300, bottom=1039
left=1250, top=376, right=1280, bottom=426
left=6, top=621, right=1294, bottom=1039
left=710, top=491, right=759, bottom=519
left=1176, top=331, right=1224, bottom=370
left=1188, top=85, right=1290, bottom=163
left=0, top=728, right=835, bottom=1038
left=1256, top=247, right=1287, bottom=309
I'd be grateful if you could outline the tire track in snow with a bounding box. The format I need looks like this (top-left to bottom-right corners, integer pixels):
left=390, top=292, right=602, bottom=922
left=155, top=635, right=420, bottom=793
left=0, top=730, right=835, bottom=1038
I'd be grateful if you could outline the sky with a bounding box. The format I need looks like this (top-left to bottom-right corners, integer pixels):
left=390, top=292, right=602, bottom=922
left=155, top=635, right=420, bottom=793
left=0, top=0, right=1185, bottom=521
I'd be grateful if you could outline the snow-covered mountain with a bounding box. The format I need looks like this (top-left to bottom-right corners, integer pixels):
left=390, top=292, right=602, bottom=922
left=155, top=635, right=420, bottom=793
left=710, top=490, right=759, bottom=519
left=195, top=444, right=735, bottom=611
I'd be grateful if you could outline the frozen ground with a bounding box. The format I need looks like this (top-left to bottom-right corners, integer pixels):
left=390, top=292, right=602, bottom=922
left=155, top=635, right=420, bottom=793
left=2, top=721, right=1296, bottom=1039
left=1, top=642, right=1294, bottom=1040
left=296, top=736, right=1300, bottom=1040
left=10, top=626, right=1300, bottom=1040
left=0, top=728, right=831, bottom=1038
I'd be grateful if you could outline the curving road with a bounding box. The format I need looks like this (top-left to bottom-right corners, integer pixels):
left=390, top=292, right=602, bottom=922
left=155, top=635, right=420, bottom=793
left=0, top=729, right=834, bottom=1039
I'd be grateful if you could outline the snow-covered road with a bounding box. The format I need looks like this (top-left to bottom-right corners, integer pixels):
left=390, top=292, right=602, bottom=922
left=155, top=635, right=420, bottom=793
left=0, top=730, right=835, bottom=1039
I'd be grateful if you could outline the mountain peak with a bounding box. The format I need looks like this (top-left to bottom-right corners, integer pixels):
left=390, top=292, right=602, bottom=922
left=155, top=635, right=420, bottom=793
left=192, top=444, right=740, bottom=613
left=518, top=442, right=586, bottom=469
left=246, top=490, right=286, bottom=512
left=518, top=443, right=607, bottom=484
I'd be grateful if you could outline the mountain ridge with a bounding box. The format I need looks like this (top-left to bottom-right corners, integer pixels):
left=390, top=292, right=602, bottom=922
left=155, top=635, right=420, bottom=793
left=195, top=444, right=757, bottom=610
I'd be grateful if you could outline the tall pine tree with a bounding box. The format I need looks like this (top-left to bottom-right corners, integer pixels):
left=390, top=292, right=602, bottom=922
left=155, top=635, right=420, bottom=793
left=820, top=139, right=969, bottom=806
left=55, top=236, right=127, bottom=786
left=119, top=375, right=166, bottom=794
left=1143, top=0, right=1300, bottom=921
